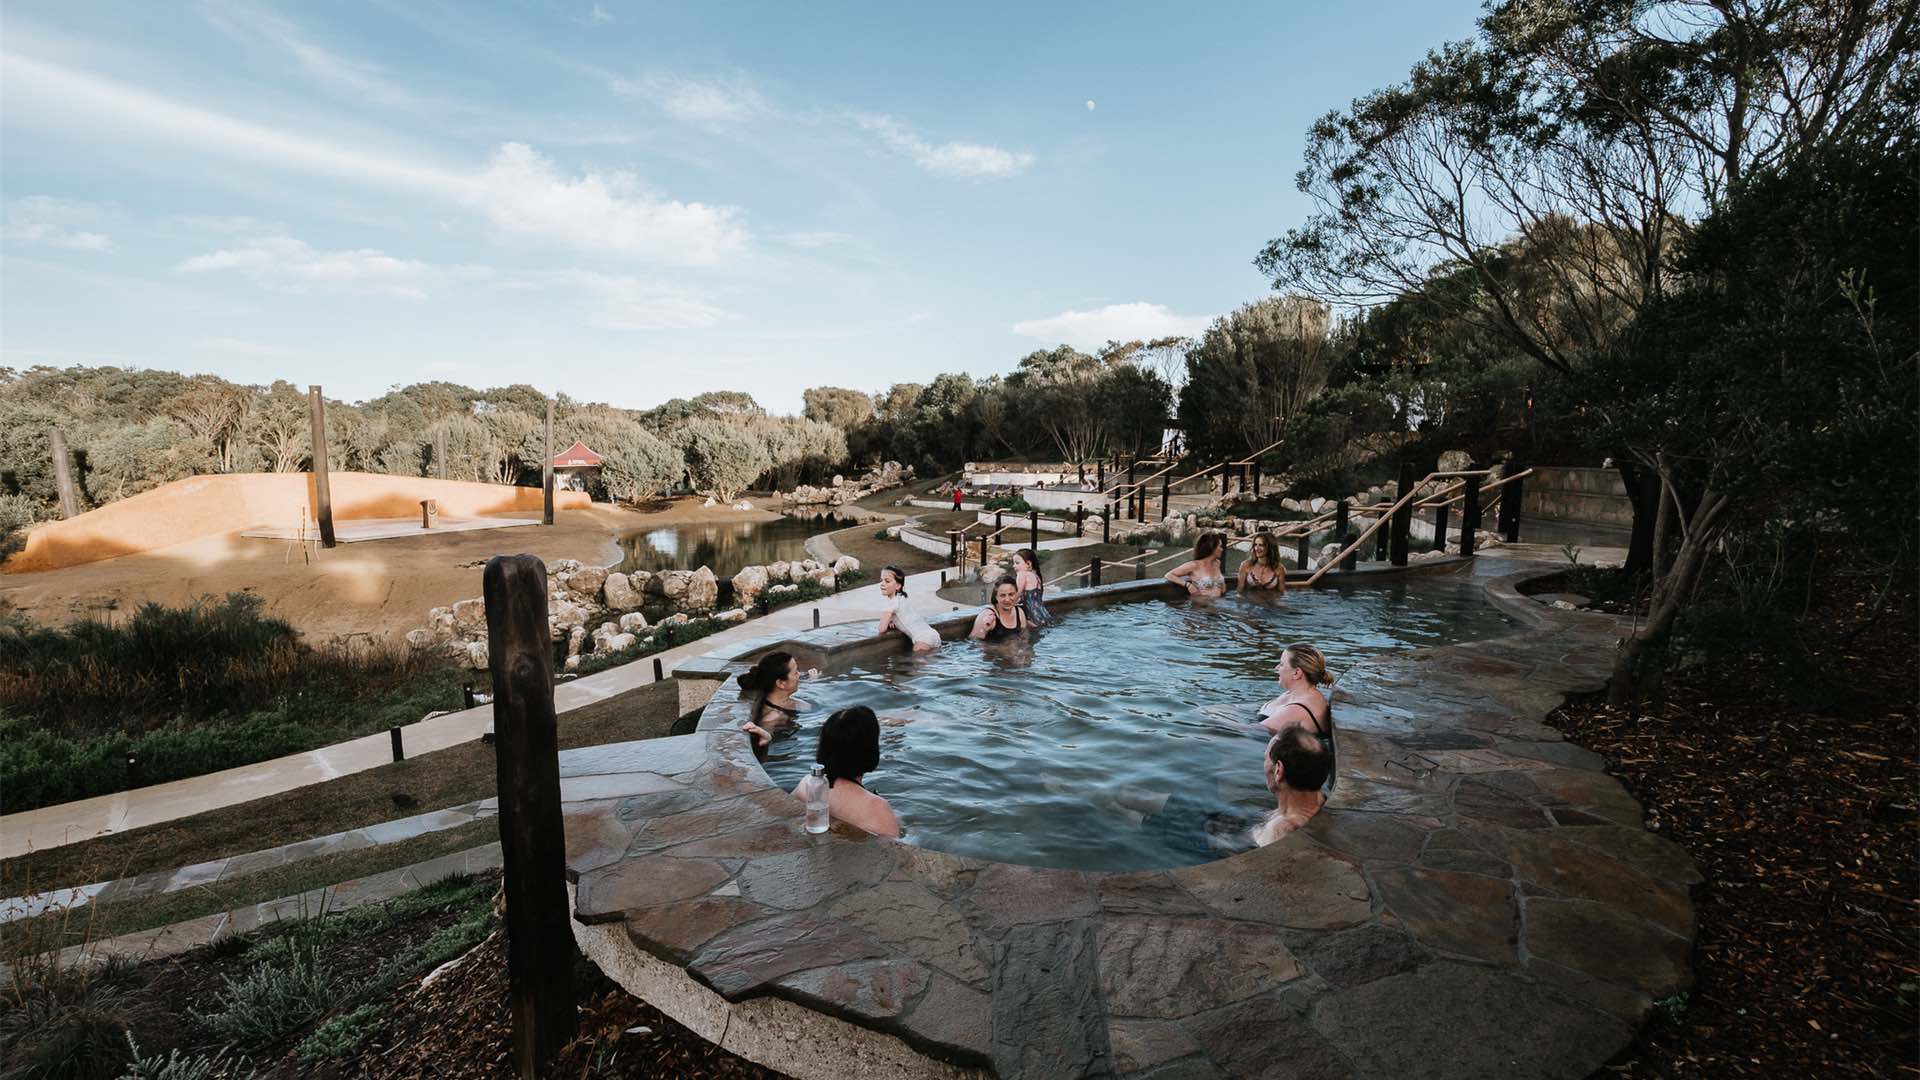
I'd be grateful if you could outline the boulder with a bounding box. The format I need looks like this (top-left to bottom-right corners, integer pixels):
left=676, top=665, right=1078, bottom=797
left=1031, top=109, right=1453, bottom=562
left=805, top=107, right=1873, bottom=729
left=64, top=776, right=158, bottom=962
left=1309, top=497, right=1327, bottom=513
left=684, top=566, right=719, bottom=611
left=569, top=565, right=608, bottom=599
left=1437, top=449, right=1474, bottom=474
left=798, top=559, right=821, bottom=574
left=554, top=559, right=583, bottom=575
left=618, top=611, right=649, bottom=633
left=662, top=612, right=690, bottom=627
left=715, top=608, right=748, bottom=624
left=735, top=500, right=753, bottom=511
left=657, top=570, right=692, bottom=603
left=602, top=572, right=642, bottom=611
left=703, top=495, right=717, bottom=507
left=831, top=555, right=860, bottom=577
left=405, top=628, right=435, bottom=650
left=452, top=598, right=486, bottom=633
left=810, top=568, right=837, bottom=590
left=768, top=561, right=791, bottom=583
left=831, top=474, right=845, bottom=487
left=732, top=564, right=769, bottom=606
left=564, top=655, right=581, bottom=672
left=567, top=625, right=588, bottom=657
left=591, top=622, right=619, bottom=649
left=465, top=640, right=489, bottom=669
left=605, top=632, right=637, bottom=653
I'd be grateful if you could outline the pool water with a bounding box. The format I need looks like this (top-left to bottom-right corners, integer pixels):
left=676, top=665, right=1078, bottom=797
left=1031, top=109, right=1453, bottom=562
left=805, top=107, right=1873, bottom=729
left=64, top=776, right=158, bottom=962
left=761, top=575, right=1516, bottom=871
left=615, top=511, right=856, bottom=576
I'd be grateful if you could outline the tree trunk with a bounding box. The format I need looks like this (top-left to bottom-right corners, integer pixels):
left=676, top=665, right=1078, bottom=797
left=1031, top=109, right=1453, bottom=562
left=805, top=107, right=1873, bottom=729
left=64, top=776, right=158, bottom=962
left=1607, top=491, right=1728, bottom=707
left=1616, top=460, right=1658, bottom=575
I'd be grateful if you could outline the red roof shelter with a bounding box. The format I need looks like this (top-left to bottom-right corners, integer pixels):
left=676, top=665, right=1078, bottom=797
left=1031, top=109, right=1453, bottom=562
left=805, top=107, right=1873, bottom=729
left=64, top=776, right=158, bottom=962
left=552, top=441, right=603, bottom=468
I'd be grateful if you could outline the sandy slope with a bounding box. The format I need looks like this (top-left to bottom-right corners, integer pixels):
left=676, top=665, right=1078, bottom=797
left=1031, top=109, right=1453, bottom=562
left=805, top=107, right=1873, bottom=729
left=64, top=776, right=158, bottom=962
left=0, top=499, right=781, bottom=643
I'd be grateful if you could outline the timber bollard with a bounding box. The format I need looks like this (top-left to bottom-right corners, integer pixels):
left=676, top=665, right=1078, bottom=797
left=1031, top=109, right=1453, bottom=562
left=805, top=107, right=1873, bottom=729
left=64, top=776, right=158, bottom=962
left=1297, top=532, right=1311, bottom=570
left=1460, top=475, right=1483, bottom=558
left=1499, top=463, right=1525, bottom=542
left=1135, top=548, right=1146, bottom=579
left=1433, top=504, right=1451, bottom=552
left=390, top=727, right=405, bottom=762
left=420, top=499, right=438, bottom=529
left=813, top=608, right=821, bottom=628
left=127, top=754, right=140, bottom=789
left=1091, top=557, right=1103, bottom=587
left=482, top=554, right=577, bottom=1076
left=1252, top=466, right=1261, bottom=499
left=1161, top=474, right=1171, bottom=519
left=1029, top=509, right=1039, bottom=549
left=1102, top=510, right=1111, bottom=544
left=1335, top=500, right=1357, bottom=571
left=1075, top=502, right=1085, bottom=537
left=653, top=657, right=665, bottom=681
left=1390, top=461, right=1415, bottom=567
left=948, top=530, right=959, bottom=566
left=978, top=535, right=989, bottom=569
left=1375, top=521, right=1390, bottom=561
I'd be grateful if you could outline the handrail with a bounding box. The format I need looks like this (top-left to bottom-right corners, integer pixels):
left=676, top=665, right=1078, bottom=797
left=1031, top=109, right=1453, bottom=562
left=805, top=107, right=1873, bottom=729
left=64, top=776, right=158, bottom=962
left=1107, top=435, right=1287, bottom=502
left=1300, top=473, right=1445, bottom=587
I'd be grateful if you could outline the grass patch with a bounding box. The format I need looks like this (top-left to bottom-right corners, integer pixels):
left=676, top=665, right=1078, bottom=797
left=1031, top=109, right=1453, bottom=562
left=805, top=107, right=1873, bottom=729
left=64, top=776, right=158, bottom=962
left=0, top=593, right=467, bottom=813
left=2, top=679, right=678, bottom=896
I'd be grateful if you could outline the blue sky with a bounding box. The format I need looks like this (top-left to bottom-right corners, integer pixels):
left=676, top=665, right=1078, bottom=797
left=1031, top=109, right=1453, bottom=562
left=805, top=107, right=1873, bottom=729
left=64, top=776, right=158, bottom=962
left=1, top=1, right=1486, bottom=413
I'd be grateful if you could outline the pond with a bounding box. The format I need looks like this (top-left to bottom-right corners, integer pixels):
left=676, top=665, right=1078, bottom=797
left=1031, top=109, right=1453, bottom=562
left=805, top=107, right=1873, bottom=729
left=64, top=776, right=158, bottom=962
left=760, top=574, right=1517, bottom=871
left=613, top=511, right=858, bottom=577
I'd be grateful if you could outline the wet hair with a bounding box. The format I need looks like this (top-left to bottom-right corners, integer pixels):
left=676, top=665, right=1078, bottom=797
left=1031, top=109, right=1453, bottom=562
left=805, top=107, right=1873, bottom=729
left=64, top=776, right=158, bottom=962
left=1282, top=644, right=1333, bottom=686
left=1270, top=727, right=1333, bottom=791
left=992, top=575, right=1021, bottom=602
left=816, top=705, right=880, bottom=787
left=1193, top=532, right=1224, bottom=561
left=1248, top=531, right=1280, bottom=569
left=882, top=565, right=908, bottom=597
left=737, top=650, right=795, bottom=694
left=1014, top=548, right=1039, bottom=571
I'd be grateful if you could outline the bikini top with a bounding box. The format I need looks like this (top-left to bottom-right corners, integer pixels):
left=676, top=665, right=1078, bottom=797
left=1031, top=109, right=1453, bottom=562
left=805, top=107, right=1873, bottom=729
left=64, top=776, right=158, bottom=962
left=1243, top=563, right=1280, bottom=588
left=758, top=697, right=804, bottom=723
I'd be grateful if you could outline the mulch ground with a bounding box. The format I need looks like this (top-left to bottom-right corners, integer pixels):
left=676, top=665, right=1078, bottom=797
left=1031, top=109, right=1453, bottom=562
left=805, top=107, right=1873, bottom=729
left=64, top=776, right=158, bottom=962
left=1549, top=581, right=1918, bottom=1079
left=337, top=929, right=780, bottom=1080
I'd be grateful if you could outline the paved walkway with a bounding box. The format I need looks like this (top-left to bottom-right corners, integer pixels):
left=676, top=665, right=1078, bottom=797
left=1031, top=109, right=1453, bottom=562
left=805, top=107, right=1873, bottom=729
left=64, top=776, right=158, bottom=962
left=0, top=566, right=967, bottom=860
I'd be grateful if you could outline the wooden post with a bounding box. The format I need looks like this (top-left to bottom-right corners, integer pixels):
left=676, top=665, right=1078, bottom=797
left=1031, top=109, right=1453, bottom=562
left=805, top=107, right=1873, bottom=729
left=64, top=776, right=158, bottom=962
left=307, top=386, right=336, bottom=548
left=1499, top=463, right=1525, bottom=542
left=542, top=398, right=555, bottom=526
left=482, top=554, right=576, bottom=1076
left=1297, top=532, right=1311, bottom=570
left=436, top=428, right=449, bottom=480
left=1135, top=548, right=1146, bottom=579
left=1091, top=557, right=1103, bottom=587
left=978, top=534, right=988, bottom=570
left=1389, top=461, right=1415, bottom=567
left=49, top=428, right=80, bottom=519
left=1374, top=519, right=1390, bottom=561
left=1160, top=473, right=1171, bottom=519
left=1029, top=509, right=1039, bottom=549
left=1433, top=504, right=1451, bottom=552
left=995, top=510, right=1004, bottom=536
left=1333, top=499, right=1351, bottom=563
left=1075, top=502, right=1085, bottom=537
left=653, top=657, right=664, bottom=681
left=948, top=530, right=959, bottom=566
left=1220, top=465, right=1230, bottom=496
left=1097, top=459, right=1105, bottom=490
left=1252, top=465, right=1261, bottom=499
left=1101, top=510, right=1111, bottom=544
left=390, top=727, right=405, bottom=762
left=1460, top=476, right=1482, bottom=559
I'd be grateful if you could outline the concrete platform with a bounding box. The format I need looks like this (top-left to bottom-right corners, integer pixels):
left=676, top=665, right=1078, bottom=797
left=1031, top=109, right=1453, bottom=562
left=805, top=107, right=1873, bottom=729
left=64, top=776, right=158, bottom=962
left=240, top=516, right=541, bottom=543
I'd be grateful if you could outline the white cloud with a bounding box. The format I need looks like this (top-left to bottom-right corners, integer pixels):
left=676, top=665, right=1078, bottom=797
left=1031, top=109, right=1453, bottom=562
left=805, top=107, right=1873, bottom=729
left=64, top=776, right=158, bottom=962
left=773, top=229, right=856, bottom=249
left=587, top=4, right=615, bottom=24
left=1011, top=303, right=1214, bottom=350
left=202, top=2, right=426, bottom=112
left=471, top=143, right=747, bottom=266
left=1086, top=100, right=1097, bottom=111
left=1, top=55, right=750, bottom=266
left=495, top=270, right=730, bottom=330
left=4, top=196, right=113, bottom=251
left=851, top=113, right=1034, bottom=179
left=178, top=236, right=435, bottom=299
left=614, top=73, right=766, bottom=127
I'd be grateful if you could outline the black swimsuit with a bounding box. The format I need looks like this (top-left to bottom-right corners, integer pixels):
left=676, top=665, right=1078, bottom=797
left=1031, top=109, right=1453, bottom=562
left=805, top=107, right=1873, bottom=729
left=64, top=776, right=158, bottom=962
left=1259, top=700, right=1330, bottom=735
left=981, top=608, right=1024, bottom=642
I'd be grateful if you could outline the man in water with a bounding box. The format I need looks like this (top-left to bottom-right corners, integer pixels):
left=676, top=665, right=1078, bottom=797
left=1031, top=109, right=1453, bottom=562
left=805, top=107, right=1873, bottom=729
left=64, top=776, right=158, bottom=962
left=1249, top=727, right=1333, bottom=846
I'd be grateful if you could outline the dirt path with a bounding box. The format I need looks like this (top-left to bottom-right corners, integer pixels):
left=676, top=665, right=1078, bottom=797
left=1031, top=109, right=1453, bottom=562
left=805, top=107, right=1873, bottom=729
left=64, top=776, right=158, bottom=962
left=0, top=498, right=782, bottom=643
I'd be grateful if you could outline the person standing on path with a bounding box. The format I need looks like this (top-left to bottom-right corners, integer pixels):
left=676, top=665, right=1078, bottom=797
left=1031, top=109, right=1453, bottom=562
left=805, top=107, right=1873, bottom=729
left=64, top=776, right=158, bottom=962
left=951, top=485, right=964, bottom=511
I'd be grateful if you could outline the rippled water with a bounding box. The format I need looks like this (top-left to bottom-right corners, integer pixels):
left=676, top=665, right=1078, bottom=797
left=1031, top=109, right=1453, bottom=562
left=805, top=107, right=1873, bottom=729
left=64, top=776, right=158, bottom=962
left=761, top=574, right=1516, bottom=871
left=614, top=511, right=856, bottom=576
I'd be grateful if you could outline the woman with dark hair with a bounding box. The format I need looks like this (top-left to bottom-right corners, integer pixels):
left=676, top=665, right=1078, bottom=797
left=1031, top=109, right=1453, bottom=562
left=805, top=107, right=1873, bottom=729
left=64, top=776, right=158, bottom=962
left=1012, top=549, right=1053, bottom=627
left=969, top=576, right=1030, bottom=641
left=877, top=566, right=940, bottom=652
left=790, top=705, right=900, bottom=837
left=1238, top=531, right=1286, bottom=594
left=1165, top=532, right=1228, bottom=598
left=737, top=650, right=810, bottom=748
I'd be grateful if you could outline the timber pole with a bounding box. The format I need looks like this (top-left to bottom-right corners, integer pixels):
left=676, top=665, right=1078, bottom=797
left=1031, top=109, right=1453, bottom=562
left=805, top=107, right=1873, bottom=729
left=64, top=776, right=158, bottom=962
left=49, top=428, right=80, bottom=519
left=1389, top=461, right=1415, bottom=567
left=542, top=397, right=555, bottom=526
left=483, top=555, right=576, bottom=1077
left=1459, top=476, right=1482, bottom=559
left=436, top=428, right=449, bottom=480
left=307, top=386, right=336, bottom=548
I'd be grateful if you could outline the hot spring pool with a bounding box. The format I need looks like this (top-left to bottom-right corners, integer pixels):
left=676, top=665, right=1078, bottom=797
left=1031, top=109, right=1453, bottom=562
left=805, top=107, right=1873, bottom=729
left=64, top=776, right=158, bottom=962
left=759, top=574, right=1518, bottom=871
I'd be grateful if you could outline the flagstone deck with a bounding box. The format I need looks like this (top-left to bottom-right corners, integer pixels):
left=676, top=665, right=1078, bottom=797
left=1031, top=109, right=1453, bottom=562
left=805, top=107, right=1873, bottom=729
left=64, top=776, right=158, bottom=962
left=559, top=567, right=1698, bottom=1080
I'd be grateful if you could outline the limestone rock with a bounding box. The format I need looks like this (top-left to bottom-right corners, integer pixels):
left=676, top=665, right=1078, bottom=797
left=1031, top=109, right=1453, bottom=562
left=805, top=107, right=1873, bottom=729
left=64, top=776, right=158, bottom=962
left=732, top=564, right=769, bottom=606
left=618, top=611, right=649, bottom=633
left=602, top=572, right=642, bottom=611
left=405, top=628, right=435, bottom=650
left=554, top=559, right=583, bottom=575
left=452, top=598, right=486, bottom=633
left=1437, top=450, right=1473, bottom=474
left=768, top=561, right=791, bottom=583
left=662, top=612, right=690, bottom=627
left=798, top=559, right=820, bottom=574
left=716, top=608, right=748, bottom=624
left=831, top=474, right=845, bottom=487
left=684, top=566, right=719, bottom=611
left=564, top=655, right=581, bottom=672
left=810, top=568, right=837, bottom=590
left=1309, top=497, right=1327, bottom=513
left=567, top=625, right=588, bottom=657
left=569, top=565, right=608, bottom=599
left=549, top=599, right=590, bottom=640
left=831, top=555, right=860, bottom=577
left=657, top=570, right=692, bottom=604
left=466, top=640, right=489, bottom=669
left=605, top=632, right=636, bottom=653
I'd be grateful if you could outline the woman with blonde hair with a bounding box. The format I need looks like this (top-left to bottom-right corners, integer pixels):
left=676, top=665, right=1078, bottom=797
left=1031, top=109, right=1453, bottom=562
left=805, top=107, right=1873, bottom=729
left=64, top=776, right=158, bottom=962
left=1257, top=643, right=1333, bottom=736
left=1165, top=532, right=1228, bottom=598
left=1237, top=531, right=1286, bottom=594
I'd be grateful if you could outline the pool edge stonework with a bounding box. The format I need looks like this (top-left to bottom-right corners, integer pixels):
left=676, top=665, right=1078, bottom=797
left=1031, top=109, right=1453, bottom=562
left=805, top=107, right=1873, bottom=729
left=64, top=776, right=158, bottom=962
left=558, top=562, right=1700, bottom=1080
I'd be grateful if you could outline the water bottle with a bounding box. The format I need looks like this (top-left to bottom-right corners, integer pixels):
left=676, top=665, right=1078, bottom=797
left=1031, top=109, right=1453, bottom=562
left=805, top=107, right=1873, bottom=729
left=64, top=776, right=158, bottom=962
left=801, top=765, right=830, bottom=834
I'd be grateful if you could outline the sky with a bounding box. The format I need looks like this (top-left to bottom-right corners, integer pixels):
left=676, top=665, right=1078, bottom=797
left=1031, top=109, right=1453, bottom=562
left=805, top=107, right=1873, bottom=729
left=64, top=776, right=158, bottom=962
left=1, top=1, right=1488, bottom=414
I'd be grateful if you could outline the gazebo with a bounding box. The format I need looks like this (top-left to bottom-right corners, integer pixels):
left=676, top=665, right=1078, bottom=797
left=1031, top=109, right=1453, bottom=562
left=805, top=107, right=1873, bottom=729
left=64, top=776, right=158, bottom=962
left=551, top=441, right=603, bottom=492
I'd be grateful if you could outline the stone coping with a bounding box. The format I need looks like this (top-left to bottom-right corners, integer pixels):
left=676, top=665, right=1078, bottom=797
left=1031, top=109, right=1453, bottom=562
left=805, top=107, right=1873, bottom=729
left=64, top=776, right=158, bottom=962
left=560, top=563, right=1699, bottom=1079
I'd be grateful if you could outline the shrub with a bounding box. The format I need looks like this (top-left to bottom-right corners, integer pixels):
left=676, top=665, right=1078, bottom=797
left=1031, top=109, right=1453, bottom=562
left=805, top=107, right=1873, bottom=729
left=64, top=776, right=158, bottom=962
left=600, top=431, right=681, bottom=504
left=0, top=493, right=51, bottom=562
left=0, top=953, right=151, bottom=1080
left=981, top=493, right=1035, bottom=514
left=570, top=616, right=730, bottom=677
left=190, top=940, right=338, bottom=1047
left=118, top=1034, right=251, bottom=1080
left=294, top=1004, right=385, bottom=1062
left=676, top=419, right=770, bottom=502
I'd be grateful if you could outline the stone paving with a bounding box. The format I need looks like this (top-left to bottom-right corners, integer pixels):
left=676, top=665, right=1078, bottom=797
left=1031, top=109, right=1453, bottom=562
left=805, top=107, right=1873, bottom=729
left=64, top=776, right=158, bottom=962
left=560, top=563, right=1699, bottom=1080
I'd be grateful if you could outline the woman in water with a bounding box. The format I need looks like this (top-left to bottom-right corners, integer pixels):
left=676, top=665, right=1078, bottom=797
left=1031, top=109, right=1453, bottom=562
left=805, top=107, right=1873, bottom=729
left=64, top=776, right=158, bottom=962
left=877, top=565, right=941, bottom=652
left=969, top=575, right=1030, bottom=641
left=737, top=650, right=810, bottom=748
left=1165, top=532, right=1229, bottom=598
left=790, top=705, right=900, bottom=838
left=1257, top=643, right=1333, bottom=736
left=1237, top=531, right=1287, bottom=594
left=1012, top=548, right=1053, bottom=627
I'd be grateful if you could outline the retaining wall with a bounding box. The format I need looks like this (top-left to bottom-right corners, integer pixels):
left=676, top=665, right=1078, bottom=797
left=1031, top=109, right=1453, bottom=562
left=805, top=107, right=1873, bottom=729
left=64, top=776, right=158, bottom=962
left=1523, top=466, right=1633, bottom=527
